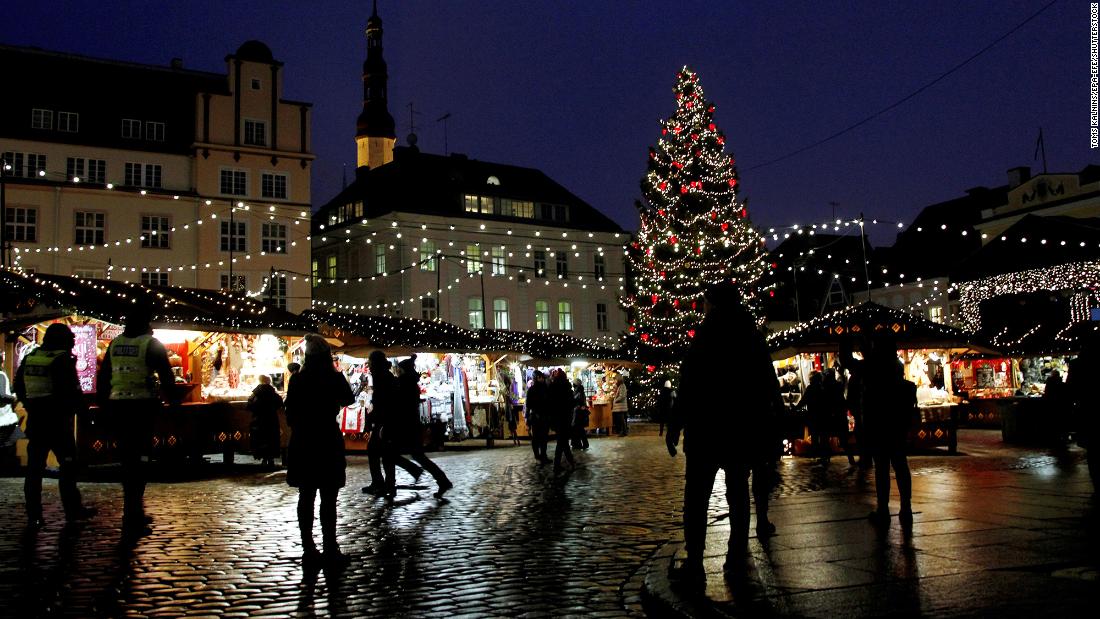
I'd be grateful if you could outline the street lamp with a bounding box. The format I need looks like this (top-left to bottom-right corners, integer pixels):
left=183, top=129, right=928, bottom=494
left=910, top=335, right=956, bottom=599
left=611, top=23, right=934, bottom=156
left=0, top=157, right=9, bottom=268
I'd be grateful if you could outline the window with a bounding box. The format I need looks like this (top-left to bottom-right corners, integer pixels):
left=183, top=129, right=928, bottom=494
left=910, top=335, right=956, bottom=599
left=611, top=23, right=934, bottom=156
left=596, top=302, right=609, bottom=332
left=535, top=300, right=550, bottom=331
left=326, top=255, right=337, bottom=279
left=928, top=306, right=944, bottom=324
left=468, top=298, right=484, bottom=330
left=57, top=111, right=79, bottom=133
left=374, top=244, right=386, bottom=274
left=533, top=250, right=546, bottom=278
left=594, top=253, right=606, bottom=279
left=4, top=207, right=37, bottom=242
left=466, top=244, right=482, bottom=274
left=221, top=273, right=247, bottom=293
left=2, top=152, right=24, bottom=177
left=555, top=252, right=568, bottom=279
left=557, top=301, right=573, bottom=331
left=145, top=121, right=165, bottom=142
left=311, top=259, right=320, bottom=287
left=251, top=78, right=262, bottom=90
left=125, top=163, right=162, bottom=188
left=66, top=157, right=85, bottom=181
left=220, top=220, right=246, bottom=252
left=464, top=194, right=480, bottom=213
left=261, top=223, right=287, bottom=254
left=540, top=203, right=554, bottom=220
left=491, top=246, right=506, bottom=275
left=511, top=200, right=534, bottom=218
left=220, top=169, right=248, bottom=196
left=122, top=118, right=142, bottom=138
left=73, top=268, right=104, bottom=280
left=26, top=154, right=46, bottom=177
left=141, top=272, right=169, bottom=287
left=141, top=216, right=171, bottom=249
left=422, top=297, right=438, bottom=321
left=244, top=120, right=267, bottom=146
left=74, top=211, right=105, bottom=246
left=31, top=108, right=53, bottom=130
left=87, top=159, right=106, bottom=184
left=493, top=298, right=510, bottom=330
left=420, top=240, right=437, bottom=271
left=554, top=204, right=568, bottom=222
left=268, top=276, right=287, bottom=310
left=261, top=172, right=288, bottom=199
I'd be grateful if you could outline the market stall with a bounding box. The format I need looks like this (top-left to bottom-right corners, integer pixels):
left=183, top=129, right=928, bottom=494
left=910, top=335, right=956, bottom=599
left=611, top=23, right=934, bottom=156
left=0, top=270, right=315, bottom=466
left=767, top=302, right=996, bottom=454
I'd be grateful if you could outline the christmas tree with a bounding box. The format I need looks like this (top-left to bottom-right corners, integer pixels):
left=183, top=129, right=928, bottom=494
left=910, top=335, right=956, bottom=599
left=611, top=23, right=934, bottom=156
left=623, top=66, right=768, bottom=405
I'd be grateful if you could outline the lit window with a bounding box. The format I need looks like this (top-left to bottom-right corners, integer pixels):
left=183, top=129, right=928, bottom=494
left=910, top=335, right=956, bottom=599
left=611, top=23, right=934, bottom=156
left=557, top=301, right=573, bottom=331
left=374, top=244, right=386, bottom=274
left=468, top=298, right=484, bottom=330
left=464, top=194, right=480, bottom=213
left=326, top=255, right=337, bottom=279
left=535, top=300, right=550, bottom=330
left=466, top=244, right=482, bottom=274
left=420, top=240, right=437, bottom=271
left=491, top=246, right=506, bottom=275
left=311, top=259, right=320, bottom=287
left=493, top=298, right=510, bottom=330
left=928, top=306, right=944, bottom=323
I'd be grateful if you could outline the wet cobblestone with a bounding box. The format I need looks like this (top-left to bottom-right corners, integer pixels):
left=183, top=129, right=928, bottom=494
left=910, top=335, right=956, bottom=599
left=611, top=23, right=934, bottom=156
left=0, top=430, right=1088, bottom=617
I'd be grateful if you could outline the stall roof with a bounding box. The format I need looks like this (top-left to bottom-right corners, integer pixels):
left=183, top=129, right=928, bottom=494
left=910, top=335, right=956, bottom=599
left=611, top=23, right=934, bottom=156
left=305, top=309, right=634, bottom=364
left=0, top=270, right=315, bottom=335
left=766, top=301, right=996, bottom=360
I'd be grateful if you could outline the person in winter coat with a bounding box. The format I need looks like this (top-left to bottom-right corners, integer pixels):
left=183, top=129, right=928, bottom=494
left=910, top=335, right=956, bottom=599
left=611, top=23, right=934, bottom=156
left=549, top=369, right=576, bottom=475
left=15, top=323, right=96, bottom=528
left=388, top=355, right=453, bottom=499
left=612, top=376, right=629, bottom=435
left=362, top=350, right=422, bottom=496
left=525, top=371, right=551, bottom=464
left=247, top=374, right=283, bottom=467
left=571, top=379, right=590, bottom=450
left=666, top=283, right=783, bottom=576
left=284, top=334, right=355, bottom=568
left=656, top=380, right=676, bottom=437
left=862, top=336, right=916, bottom=525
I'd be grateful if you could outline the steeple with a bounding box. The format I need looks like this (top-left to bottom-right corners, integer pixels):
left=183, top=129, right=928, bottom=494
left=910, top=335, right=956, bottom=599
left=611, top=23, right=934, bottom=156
left=356, top=0, right=396, bottom=169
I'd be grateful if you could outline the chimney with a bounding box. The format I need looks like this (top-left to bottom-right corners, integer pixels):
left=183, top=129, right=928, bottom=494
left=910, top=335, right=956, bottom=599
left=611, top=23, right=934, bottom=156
left=170, top=57, right=184, bottom=69
left=1007, top=166, right=1031, bottom=189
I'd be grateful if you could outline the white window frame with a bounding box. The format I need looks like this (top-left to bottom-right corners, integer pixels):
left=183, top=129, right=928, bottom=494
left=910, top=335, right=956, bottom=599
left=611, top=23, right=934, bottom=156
left=535, top=300, right=550, bottom=331
left=533, top=250, right=546, bottom=278
left=26, top=154, right=46, bottom=177
left=4, top=206, right=38, bottom=243
left=141, top=215, right=171, bottom=249
left=74, top=211, right=105, bottom=246
left=421, top=297, right=438, bottom=321
left=261, top=171, right=288, bottom=200
left=596, top=302, right=609, bottom=332
left=466, top=244, right=482, bottom=274
left=420, top=240, right=437, bottom=271
left=594, top=253, right=606, bottom=279
left=374, top=244, right=386, bottom=274
left=468, top=298, right=485, bottom=330
left=493, top=298, right=510, bottom=330
left=261, top=222, right=288, bottom=254
left=219, top=168, right=248, bottom=196
left=122, top=118, right=142, bottom=139
left=219, top=220, right=247, bottom=253
left=267, top=276, right=287, bottom=309
left=87, top=159, right=106, bottom=184
left=244, top=119, right=267, bottom=147
left=326, top=255, right=337, bottom=279
left=66, top=157, right=85, bottom=181
left=31, top=108, right=53, bottom=130
left=555, top=251, right=568, bottom=279
left=557, top=300, right=573, bottom=331
left=491, top=246, right=506, bottom=275
left=73, top=268, right=104, bottom=280
left=220, top=273, right=247, bottom=293
left=145, top=121, right=165, bottom=142
left=141, top=272, right=170, bottom=287
left=57, top=111, right=79, bottom=133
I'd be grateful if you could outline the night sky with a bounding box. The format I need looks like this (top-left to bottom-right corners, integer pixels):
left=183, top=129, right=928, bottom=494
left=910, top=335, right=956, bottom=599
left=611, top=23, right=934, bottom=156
left=2, top=1, right=1091, bottom=244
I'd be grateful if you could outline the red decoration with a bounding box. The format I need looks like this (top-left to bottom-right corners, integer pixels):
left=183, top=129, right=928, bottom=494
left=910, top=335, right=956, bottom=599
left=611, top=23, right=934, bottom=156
left=717, top=136, right=725, bottom=145
left=687, top=329, right=696, bottom=338
left=658, top=182, right=667, bottom=191
left=695, top=246, right=702, bottom=255
left=680, top=186, right=688, bottom=194
left=673, top=299, right=680, bottom=308
left=708, top=123, right=716, bottom=131
left=651, top=294, right=659, bottom=305
left=640, top=333, right=650, bottom=342
left=728, top=178, right=738, bottom=187
left=741, top=208, right=748, bottom=218
left=669, top=235, right=678, bottom=244
left=628, top=325, right=636, bottom=333
left=710, top=211, right=718, bottom=220
left=660, top=271, right=667, bottom=279
left=768, top=290, right=775, bottom=298
left=646, top=365, right=657, bottom=372
left=673, top=126, right=682, bottom=135
left=721, top=222, right=729, bottom=231
left=658, top=209, right=666, bottom=216
left=662, top=128, right=668, bottom=135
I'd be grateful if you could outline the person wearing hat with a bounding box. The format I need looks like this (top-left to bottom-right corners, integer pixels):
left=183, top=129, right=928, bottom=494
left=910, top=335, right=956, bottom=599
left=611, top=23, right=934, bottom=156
left=14, top=323, right=97, bottom=528
left=390, top=354, right=453, bottom=498
left=362, top=350, right=423, bottom=497
left=96, top=303, right=175, bottom=538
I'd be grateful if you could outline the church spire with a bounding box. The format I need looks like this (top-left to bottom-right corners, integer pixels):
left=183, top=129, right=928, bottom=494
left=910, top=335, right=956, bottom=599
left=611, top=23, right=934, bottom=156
left=356, top=0, right=396, bottom=169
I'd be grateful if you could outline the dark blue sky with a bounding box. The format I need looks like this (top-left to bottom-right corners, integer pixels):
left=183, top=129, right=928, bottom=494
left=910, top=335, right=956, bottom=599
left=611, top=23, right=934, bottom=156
left=2, top=1, right=1091, bottom=243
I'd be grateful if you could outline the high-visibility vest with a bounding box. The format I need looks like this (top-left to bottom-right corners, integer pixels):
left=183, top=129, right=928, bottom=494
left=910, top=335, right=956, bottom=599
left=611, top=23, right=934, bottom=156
left=108, top=334, right=158, bottom=400
left=22, top=348, right=66, bottom=399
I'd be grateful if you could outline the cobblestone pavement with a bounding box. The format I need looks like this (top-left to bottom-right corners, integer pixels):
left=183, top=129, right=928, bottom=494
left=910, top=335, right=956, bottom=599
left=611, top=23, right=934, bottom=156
left=0, top=430, right=1090, bottom=617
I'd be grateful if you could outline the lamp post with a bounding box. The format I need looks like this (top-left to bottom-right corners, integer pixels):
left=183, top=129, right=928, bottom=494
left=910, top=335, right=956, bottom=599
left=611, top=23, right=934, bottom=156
left=0, top=157, right=8, bottom=268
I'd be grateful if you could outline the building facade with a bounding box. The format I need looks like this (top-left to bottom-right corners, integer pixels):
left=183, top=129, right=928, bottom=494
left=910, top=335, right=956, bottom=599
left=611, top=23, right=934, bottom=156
left=0, top=42, right=314, bottom=312
left=311, top=5, right=629, bottom=343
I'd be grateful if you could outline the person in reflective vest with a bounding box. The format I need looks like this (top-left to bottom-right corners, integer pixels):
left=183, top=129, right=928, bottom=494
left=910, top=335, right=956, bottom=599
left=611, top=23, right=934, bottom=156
left=14, top=323, right=96, bottom=528
left=96, top=303, right=175, bottom=538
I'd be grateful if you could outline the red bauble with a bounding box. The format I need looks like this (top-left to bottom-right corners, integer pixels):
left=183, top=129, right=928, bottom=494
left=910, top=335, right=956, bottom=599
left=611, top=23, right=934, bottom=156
left=721, top=222, right=729, bottom=231
left=769, top=290, right=775, bottom=298
left=717, top=136, right=725, bottom=145
left=687, top=329, right=696, bottom=338
left=685, top=101, right=693, bottom=109
left=708, top=123, right=716, bottom=131
left=728, top=178, right=738, bottom=187
left=741, top=208, right=748, bottom=218
left=658, top=209, right=666, bottom=216
left=660, top=271, right=667, bottom=279
left=691, top=301, right=697, bottom=310
left=673, top=126, right=682, bottom=135
left=690, top=133, right=698, bottom=140
left=680, top=186, right=688, bottom=194
left=646, top=364, right=656, bottom=372
left=710, top=211, right=718, bottom=220
left=770, top=262, right=778, bottom=269
left=662, top=128, right=668, bottom=135
left=669, top=235, right=677, bottom=244
left=695, top=246, right=702, bottom=255
left=640, top=333, right=649, bottom=342
left=708, top=106, right=715, bottom=112
left=628, top=325, right=636, bottom=333
left=673, top=299, right=680, bottom=307
left=658, top=182, right=667, bottom=191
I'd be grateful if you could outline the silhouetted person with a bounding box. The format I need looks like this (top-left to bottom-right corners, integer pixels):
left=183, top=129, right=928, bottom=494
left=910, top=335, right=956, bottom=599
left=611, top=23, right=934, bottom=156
left=15, top=323, right=96, bottom=528
left=500, top=370, right=521, bottom=446
left=247, top=374, right=283, bottom=467
left=656, top=380, right=675, bottom=437
left=362, top=350, right=422, bottom=496
left=824, top=369, right=855, bottom=464
left=571, top=378, right=590, bottom=450
left=287, top=362, right=301, bottom=376
left=1067, top=331, right=1100, bottom=489
left=838, top=337, right=871, bottom=468
left=1042, top=370, right=1068, bottom=444
left=96, top=303, right=175, bottom=538
left=667, top=283, right=783, bottom=575
left=526, top=371, right=551, bottom=464
left=612, top=376, right=629, bottom=435
left=284, top=334, right=354, bottom=567
left=391, top=355, right=453, bottom=499
left=802, top=371, right=828, bottom=459
left=549, top=369, right=576, bottom=475
left=862, top=336, right=915, bottom=524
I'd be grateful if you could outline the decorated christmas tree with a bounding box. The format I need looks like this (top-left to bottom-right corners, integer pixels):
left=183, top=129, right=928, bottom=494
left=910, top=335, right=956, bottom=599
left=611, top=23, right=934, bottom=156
left=622, top=66, right=768, bottom=405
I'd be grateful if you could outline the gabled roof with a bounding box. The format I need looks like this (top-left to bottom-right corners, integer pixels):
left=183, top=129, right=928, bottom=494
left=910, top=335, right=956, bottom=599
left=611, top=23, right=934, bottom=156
left=314, top=147, right=626, bottom=233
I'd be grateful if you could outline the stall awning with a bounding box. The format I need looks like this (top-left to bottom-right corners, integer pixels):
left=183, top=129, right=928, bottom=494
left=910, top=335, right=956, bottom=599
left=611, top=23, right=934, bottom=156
left=766, top=301, right=997, bottom=360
